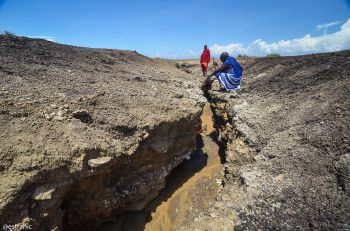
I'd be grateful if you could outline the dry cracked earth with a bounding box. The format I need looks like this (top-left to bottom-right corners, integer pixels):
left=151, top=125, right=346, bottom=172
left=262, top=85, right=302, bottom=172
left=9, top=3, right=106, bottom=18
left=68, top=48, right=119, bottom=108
left=0, top=35, right=350, bottom=230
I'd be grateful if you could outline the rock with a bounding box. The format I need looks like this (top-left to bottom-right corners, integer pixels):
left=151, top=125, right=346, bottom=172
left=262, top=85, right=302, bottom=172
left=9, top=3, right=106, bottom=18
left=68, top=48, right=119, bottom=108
left=88, top=156, right=113, bottom=168
left=72, top=110, right=92, bottom=123
left=229, top=92, right=239, bottom=98
left=335, top=153, right=350, bottom=192
left=142, top=132, right=149, bottom=139
left=215, top=179, right=222, bottom=185
left=57, top=110, right=66, bottom=116
left=204, top=51, right=350, bottom=230
left=226, top=202, right=236, bottom=209
left=255, top=73, right=267, bottom=78
left=53, top=115, right=64, bottom=121
left=175, top=93, right=184, bottom=99
left=44, top=112, right=55, bottom=120
left=32, top=187, right=55, bottom=200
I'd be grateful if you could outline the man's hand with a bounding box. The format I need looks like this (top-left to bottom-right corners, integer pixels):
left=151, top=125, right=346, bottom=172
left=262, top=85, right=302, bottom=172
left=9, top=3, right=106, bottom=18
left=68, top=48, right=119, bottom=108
left=205, top=76, right=214, bottom=84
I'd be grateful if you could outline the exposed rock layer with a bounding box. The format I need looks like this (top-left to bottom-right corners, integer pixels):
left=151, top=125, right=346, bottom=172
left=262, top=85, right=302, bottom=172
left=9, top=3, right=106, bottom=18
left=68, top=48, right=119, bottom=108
left=1, top=35, right=350, bottom=230
left=181, top=51, right=350, bottom=230
left=0, top=36, right=205, bottom=230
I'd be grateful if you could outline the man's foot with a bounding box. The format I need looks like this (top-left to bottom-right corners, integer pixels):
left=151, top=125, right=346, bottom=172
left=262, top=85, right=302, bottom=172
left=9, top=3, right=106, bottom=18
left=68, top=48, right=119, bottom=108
left=221, top=85, right=241, bottom=92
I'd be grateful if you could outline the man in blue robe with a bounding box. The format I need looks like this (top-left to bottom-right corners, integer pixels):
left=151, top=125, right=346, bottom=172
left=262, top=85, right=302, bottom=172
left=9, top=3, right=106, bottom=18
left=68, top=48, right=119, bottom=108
left=205, top=52, right=243, bottom=91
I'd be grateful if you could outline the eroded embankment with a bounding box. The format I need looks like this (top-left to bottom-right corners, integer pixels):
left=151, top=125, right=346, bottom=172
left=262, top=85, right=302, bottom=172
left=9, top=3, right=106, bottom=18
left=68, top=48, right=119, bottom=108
left=62, top=77, right=251, bottom=231
left=99, top=102, right=224, bottom=231
left=207, top=93, right=256, bottom=183
left=101, top=91, right=254, bottom=231
left=1, top=114, right=202, bottom=231
left=175, top=51, right=350, bottom=230
left=173, top=92, right=257, bottom=231
left=182, top=51, right=350, bottom=230
left=0, top=35, right=207, bottom=230
left=61, top=117, right=200, bottom=230
left=2, top=36, right=349, bottom=230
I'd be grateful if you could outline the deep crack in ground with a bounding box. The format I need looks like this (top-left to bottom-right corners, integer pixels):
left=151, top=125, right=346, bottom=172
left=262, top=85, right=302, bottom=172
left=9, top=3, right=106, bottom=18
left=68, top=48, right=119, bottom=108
left=99, top=102, right=225, bottom=231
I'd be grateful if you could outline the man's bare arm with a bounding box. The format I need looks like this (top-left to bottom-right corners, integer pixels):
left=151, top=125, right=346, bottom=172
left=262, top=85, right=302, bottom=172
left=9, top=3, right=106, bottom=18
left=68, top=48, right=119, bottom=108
left=209, top=64, right=230, bottom=77
left=208, top=64, right=230, bottom=77
left=205, top=64, right=231, bottom=84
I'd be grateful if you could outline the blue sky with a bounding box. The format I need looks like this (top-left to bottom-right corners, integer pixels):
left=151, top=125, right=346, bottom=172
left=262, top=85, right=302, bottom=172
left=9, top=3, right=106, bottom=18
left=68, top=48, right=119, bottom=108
left=0, top=0, right=349, bottom=58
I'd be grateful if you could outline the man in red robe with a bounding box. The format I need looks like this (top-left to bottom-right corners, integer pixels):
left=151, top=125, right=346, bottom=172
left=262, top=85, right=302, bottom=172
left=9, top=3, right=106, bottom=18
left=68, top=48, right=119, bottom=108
left=200, top=45, right=211, bottom=76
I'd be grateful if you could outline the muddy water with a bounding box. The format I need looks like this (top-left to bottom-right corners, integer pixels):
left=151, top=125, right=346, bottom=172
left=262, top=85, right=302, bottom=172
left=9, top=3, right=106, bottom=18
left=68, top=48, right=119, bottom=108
left=199, top=102, right=215, bottom=135
left=143, top=104, right=222, bottom=231
left=100, top=103, right=222, bottom=231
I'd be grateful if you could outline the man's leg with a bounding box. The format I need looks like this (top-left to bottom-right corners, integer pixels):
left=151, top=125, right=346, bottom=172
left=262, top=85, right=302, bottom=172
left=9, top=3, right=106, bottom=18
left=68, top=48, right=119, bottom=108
left=201, top=62, right=208, bottom=76
left=215, top=72, right=226, bottom=91
left=215, top=73, right=243, bottom=91
left=201, top=64, right=205, bottom=76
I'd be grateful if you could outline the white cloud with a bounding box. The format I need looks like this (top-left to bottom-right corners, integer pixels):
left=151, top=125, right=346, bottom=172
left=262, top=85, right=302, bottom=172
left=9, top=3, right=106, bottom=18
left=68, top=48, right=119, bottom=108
left=209, top=19, right=350, bottom=56
left=188, top=49, right=197, bottom=56
left=316, top=21, right=341, bottom=34
left=210, top=43, right=247, bottom=55
left=155, top=51, right=162, bottom=58
left=25, top=35, right=56, bottom=42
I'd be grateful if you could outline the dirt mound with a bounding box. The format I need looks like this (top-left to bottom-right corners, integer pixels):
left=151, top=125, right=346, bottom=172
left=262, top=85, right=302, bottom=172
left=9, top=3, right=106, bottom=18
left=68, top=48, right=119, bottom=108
left=181, top=51, right=350, bottom=230
left=0, top=35, right=206, bottom=230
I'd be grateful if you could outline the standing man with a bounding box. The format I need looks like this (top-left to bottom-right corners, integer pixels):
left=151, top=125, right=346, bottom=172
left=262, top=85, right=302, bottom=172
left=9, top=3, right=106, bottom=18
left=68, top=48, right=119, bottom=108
left=200, top=45, right=211, bottom=76
left=205, top=52, right=243, bottom=91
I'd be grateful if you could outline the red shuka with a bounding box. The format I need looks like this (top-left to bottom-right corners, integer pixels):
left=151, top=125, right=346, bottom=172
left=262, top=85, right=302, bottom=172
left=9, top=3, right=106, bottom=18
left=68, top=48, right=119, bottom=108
left=200, top=49, right=211, bottom=71
left=200, top=49, right=211, bottom=63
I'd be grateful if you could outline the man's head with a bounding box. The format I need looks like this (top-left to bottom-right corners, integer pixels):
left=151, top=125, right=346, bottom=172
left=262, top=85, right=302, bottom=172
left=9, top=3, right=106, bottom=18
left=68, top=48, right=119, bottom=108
left=220, top=52, right=229, bottom=62
left=204, top=45, right=208, bottom=50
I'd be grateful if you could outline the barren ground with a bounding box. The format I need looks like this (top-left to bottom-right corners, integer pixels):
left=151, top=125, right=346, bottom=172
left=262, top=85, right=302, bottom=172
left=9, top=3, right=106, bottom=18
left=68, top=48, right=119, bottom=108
left=0, top=35, right=205, bottom=230
left=1, top=35, right=349, bottom=230
left=178, top=51, right=350, bottom=230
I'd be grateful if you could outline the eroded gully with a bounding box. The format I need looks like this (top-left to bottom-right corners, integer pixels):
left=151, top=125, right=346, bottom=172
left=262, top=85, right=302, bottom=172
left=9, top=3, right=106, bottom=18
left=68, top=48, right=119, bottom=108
left=99, top=102, right=225, bottom=231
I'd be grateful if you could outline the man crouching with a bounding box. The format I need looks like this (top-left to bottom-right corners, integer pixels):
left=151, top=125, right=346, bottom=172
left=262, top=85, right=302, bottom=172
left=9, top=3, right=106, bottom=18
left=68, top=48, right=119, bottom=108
left=205, top=52, right=243, bottom=91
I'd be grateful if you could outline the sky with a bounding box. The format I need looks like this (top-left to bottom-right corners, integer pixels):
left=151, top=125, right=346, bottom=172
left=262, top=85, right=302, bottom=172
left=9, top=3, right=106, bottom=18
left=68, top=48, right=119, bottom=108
left=0, top=0, right=349, bottom=58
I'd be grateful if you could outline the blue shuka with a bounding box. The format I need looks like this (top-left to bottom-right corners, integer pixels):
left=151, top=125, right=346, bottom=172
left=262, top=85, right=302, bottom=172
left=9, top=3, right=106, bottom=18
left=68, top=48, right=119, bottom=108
left=215, top=56, right=243, bottom=91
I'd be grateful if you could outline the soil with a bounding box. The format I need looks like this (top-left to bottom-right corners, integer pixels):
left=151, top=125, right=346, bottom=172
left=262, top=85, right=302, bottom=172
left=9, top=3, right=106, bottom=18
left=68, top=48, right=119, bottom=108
left=1, top=34, right=350, bottom=230
left=0, top=35, right=206, bottom=230
left=100, top=103, right=222, bottom=230
left=179, top=51, right=350, bottom=230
